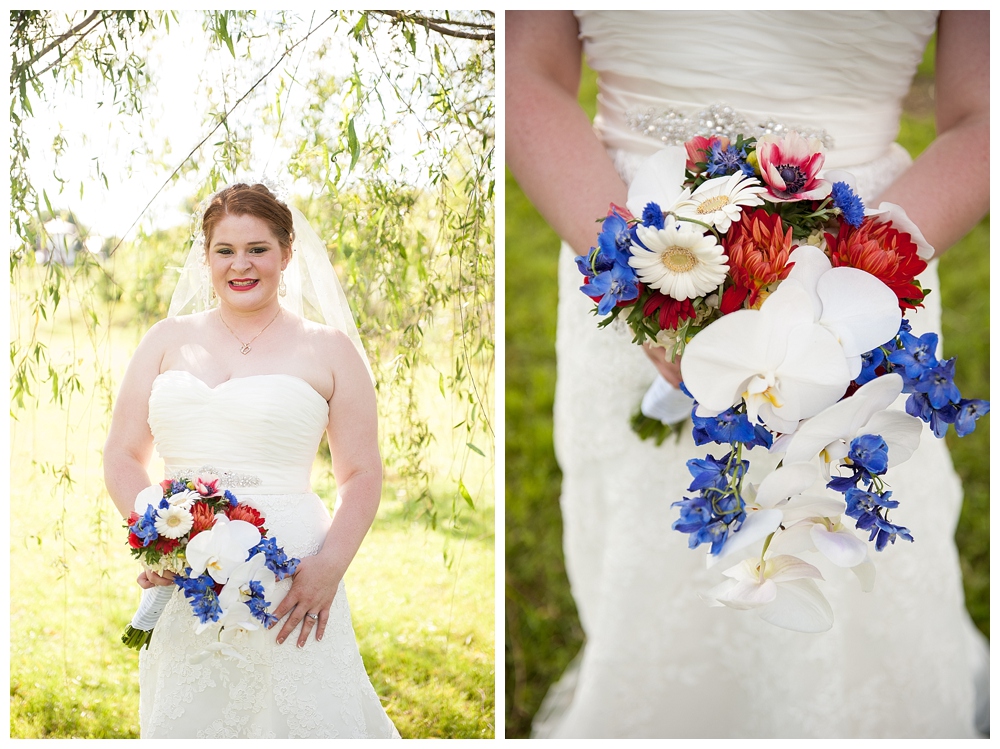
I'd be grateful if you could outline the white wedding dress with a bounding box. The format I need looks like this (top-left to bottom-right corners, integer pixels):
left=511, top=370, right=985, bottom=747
left=139, top=369, right=399, bottom=739
left=537, top=10, right=987, bottom=739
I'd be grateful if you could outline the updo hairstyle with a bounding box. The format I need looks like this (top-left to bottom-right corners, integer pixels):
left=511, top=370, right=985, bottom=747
left=201, top=183, right=295, bottom=256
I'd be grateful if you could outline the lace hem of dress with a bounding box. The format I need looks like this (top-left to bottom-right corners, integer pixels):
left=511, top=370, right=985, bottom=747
left=626, top=102, right=835, bottom=148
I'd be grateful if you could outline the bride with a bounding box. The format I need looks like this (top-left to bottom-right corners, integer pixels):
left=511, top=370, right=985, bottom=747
left=103, top=183, right=399, bottom=738
left=507, top=10, right=988, bottom=738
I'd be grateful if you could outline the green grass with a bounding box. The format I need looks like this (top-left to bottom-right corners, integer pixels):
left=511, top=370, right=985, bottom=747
left=505, top=58, right=989, bottom=738
left=9, top=280, right=495, bottom=738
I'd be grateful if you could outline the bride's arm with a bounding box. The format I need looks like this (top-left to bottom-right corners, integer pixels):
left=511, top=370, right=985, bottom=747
left=507, top=10, right=679, bottom=384
left=270, top=331, right=382, bottom=647
left=103, top=322, right=168, bottom=519
left=506, top=10, right=628, bottom=256
left=876, top=10, right=989, bottom=257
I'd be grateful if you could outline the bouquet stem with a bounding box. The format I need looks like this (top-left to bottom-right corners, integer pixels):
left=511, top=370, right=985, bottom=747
left=122, top=585, right=174, bottom=651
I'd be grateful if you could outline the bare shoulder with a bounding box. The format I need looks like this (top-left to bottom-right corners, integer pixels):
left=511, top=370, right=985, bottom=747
left=295, top=318, right=371, bottom=399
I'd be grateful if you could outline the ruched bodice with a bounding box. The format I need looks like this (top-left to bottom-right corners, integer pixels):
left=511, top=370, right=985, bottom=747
left=576, top=10, right=938, bottom=167
left=148, top=370, right=329, bottom=494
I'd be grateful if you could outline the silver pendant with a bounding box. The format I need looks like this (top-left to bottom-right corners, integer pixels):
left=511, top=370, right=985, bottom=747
left=240, top=343, right=251, bottom=355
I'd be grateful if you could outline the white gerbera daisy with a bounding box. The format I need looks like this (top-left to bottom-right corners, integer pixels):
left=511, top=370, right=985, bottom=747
left=167, top=489, right=200, bottom=510
left=155, top=506, right=195, bottom=539
left=630, top=223, right=728, bottom=300
left=672, top=173, right=766, bottom=233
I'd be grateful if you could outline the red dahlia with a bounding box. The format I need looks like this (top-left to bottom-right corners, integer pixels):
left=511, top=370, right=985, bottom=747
left=825, top=217, right=927, bottom=311
left=723, top=209, right=794, bottom=307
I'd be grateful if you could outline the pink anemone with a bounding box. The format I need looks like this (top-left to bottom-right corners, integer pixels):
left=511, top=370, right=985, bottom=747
left=755, top=131, right=831, bottom=203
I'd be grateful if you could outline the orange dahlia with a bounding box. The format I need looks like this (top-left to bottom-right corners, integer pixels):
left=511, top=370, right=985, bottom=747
left=825, top=217, right=927, bottom=311
left=188, top=501, right=217, bottom=538
left=723, top=208, right=794, bottom=307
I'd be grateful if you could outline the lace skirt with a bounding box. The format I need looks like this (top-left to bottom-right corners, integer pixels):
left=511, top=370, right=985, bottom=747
left=138, top=492, right=399, bottom=739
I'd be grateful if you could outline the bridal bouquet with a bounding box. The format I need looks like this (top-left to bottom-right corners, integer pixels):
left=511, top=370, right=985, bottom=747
left=577, top=131, right=989, bottom=632
left=122, top=475, right=299, bottom=650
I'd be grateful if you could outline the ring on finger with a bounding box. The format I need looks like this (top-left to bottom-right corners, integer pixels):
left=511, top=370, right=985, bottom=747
left=305, top=613, right=319, bottom=622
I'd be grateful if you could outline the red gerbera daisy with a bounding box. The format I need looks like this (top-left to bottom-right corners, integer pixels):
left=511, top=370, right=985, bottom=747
left=643, top=290, right=696, bottom=331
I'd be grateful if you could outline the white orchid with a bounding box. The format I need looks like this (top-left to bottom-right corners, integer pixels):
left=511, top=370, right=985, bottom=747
left=185, top=515, right=262, bottom=585
left=214, top=552, right=278, bottom=632
left=624, top=145, right=687, bottom=219
left=782, top=245, right=901, bottom=378
left=780, top=372, right=923, bottom=478
left=705, top=554, right=834, bottom=633
left=681, top=280, right=852, bottom=433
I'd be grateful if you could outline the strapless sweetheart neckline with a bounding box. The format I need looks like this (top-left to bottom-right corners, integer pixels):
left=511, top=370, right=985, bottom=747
left=155, top=369, right=329, bottom=406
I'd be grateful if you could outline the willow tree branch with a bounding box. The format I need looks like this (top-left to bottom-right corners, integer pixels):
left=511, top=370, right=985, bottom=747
left=373, top=11, right=494, bottom=41
left=109, top=11, right=336, bottom=255
left=11, top=10, right=103, bottom=87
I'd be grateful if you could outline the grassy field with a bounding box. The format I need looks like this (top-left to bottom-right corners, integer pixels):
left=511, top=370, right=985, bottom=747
left=504, top=55, right=990, bottom=737
left=9, top=274, right=495, bottom=738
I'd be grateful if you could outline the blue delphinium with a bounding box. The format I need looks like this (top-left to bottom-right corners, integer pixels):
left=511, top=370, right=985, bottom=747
left=131, top=504, right=161, bottom=547
left=244, top=579, right=278, bottom=628
left=252, top=537, right=300, bottom=580
left=577, top=209, right=640, bottom=315
left=175, top=572, right=223, bottom=623
left=869, top=517, right=914, bottom=552
left=690, top=403, right=773, bottom=449
left=672, top=449, right=748, bottom=555
left=888, top=330, right=939, bottom=381
left=831, top=181, right=865, bottom=227
left=954, top=399, right=990, bottom=437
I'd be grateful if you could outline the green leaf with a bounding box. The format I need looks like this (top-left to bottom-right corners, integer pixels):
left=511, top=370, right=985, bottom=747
left=458, top=480, right=474, bottom=509
left=466, top=442, right=485, bottom=458
left=347, top=118, right=360, bottom=171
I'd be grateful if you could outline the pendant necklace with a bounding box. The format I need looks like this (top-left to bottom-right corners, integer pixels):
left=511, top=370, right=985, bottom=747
left=219, top=307, right=281, bottom=355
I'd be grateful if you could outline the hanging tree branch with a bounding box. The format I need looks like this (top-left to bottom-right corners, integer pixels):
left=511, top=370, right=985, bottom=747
left=109, top=11, right=336, bottom=255
left=372, top=11, right=494, bottom=42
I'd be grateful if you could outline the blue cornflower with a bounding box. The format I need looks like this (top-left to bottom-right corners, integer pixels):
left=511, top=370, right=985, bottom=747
left=954, top=399, right=990, bottom=437
left=869, top=517, right=914, bottom=552
left=641, top=201, right=665, bottom=229
left=831, top=181, right=865, bottom=227
left=175, top=572, right=223, bottom=624
left=847, top=434, right=889, bottom=476
left=170, top=480, right=188, bottom=495
left=690, top=407, right=756, bottom=446
left=887, top=330, right=939, bottom=383
left=913, top=358, right=960, bottom=409
left=224, top=490, right=239, bottom=507
left=707, top=142, right=753, bottom=178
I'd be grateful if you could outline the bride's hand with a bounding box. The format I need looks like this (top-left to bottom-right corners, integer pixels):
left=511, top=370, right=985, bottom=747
left=269, top=555, right=340, bottom=647
left=642, top=343, right=683, bottom=388
left=137, top=569, right=175, bottom=588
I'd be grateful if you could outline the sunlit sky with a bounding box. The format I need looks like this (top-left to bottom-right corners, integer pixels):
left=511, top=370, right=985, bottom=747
left=20, top=11, right=430, bottom=240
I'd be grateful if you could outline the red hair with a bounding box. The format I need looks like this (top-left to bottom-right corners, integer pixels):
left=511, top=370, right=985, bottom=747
left=202, top=184, right=294, bottom=254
